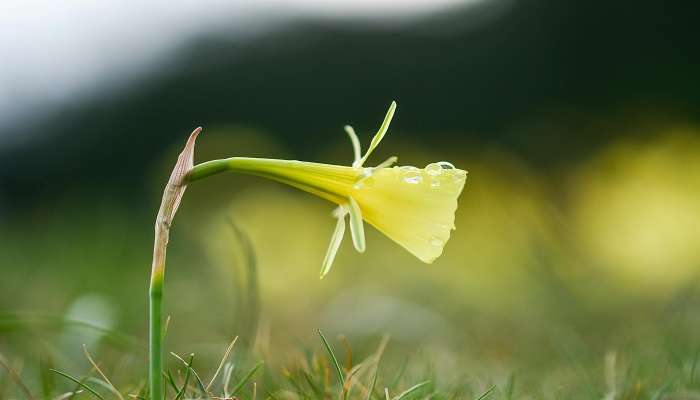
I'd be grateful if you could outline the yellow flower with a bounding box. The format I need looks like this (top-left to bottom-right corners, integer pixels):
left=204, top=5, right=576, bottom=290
left=187, top=102, right=467, bottom=277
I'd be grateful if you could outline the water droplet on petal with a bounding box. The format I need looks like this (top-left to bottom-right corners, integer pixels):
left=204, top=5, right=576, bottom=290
left=400, top=166, right=423, bottom=184
left=430, top=237, right=444, bottom=247
left=425, top=162, right=443, bottom=176
left=353, top=168, right=375, bottom=189
left=437, top=161, right=455, bottom=169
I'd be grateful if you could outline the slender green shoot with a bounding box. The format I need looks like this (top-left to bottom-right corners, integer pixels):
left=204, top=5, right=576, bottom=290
left=50, top=369, right=104, bottom=400
left=390, top=357, right=408, bottom=388
left=207, top=336, right=238, bottom=391
left=393, top=380, right=431, bottom=400
left=170, top=352, right=207, bottom=395
left=476, top=385, right=496, bottom=400
left=82, top=345, right=124, bottom=400
left=366, top=369, right=379, bottom=400
left=230, top=361, right=264, bottom=396
left=173, top=354, right=194, bottom=400
left=318, top=329, right=345, bottom=388
left=504, top=374, right=515, bottom=400
left=164, top=371, right=178, bottom=395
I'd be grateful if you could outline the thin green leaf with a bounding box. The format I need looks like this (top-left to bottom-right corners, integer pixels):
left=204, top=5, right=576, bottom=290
left=39, top=355, right=55, bottom=400
left=357, top=101, right=397, bottom=167
left=393, top=381, right=431, bottom=400
left=320, top=209, right=346, bottom=279
left=390, top=358, right=408, bottom=388
left=366, top=369, right=379, bottom=400
left=173, top=354, right=194, bottom=400
left=345, top=125, right=362, bottom=165
left=347, top=197, right=366, bottom=253
left=476, top=385, right=496, bottom=400
left=50, top=369, right=104, bottom=400
left=171, top=352, right=207, bottom=395
left=83, top=344, right=124, bottom=400
left=318, top=329, right=345, bottom=388
left=164, top=370, right=179, bottom=395
left=230, top=361, right=264, bottom=396
left=302, top=370, right=323, bottom=398
left=504, top=374, right=515, bottom=400
left=207, top=336, right=238, bottom=391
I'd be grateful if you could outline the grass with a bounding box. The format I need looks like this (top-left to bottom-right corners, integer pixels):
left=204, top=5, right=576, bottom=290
left=0, top=331, right=448, bottom=400
left=2, top=321, right=700, bottom=400
left=3, top=224, right=700, bottom=399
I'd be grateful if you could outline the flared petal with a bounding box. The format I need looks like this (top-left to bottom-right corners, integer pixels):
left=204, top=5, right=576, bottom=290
left=348, top=162, right=467, bottom=263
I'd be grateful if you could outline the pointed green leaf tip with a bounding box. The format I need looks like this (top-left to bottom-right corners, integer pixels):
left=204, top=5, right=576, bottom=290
left=345, top=125, right=362, bottom=166
left=321, top=207, right=347, bottom=279
left=355, top=101, right=397, bottom=168
left=347, top=197, right=366, bottom=253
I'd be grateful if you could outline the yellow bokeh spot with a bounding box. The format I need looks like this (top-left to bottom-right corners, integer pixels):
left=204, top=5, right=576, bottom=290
left=570, top=131, right=700, bottom=294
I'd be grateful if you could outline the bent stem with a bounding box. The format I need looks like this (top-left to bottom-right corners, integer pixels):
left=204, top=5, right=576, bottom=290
left=149, top=127, right=201, bottom=400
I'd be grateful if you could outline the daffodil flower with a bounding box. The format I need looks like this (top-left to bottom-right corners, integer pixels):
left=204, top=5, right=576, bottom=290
left=186, top=102, right=468, bottom=278
left=149, top=102, right=466, bottom=399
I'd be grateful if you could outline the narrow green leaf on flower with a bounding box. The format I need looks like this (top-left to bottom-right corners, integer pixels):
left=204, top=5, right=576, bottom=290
left=374, top=156, right=398, bottom=169
left=345, top=125, right=362, bottom=166
left=347, top=197, right=366, bottom=253
left=321, top=209, right=346, bottom=279
left=357, top=101, right=396, bottom=167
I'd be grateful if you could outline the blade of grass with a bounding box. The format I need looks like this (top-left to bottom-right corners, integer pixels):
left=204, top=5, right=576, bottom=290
left=222, top=363, right=234, bottom=397
left=302, top=370, right=323, bottom=398
left=366, top=369, right=379, bottom=400
left=284, top=368, right=311, bottom=398
left=504, top=374, right=515, bottom=400
left=230, top=361, right=264, bottom=396
left=164, top=371, right=179, bottom=395
left=393, top=381, right=431, bottom=400
left=162, top=315, right=171, bottom=341
left=476, top=385, right=496, bottom=400
left=343, top=363, right=365, bottom=399
left=207, top=336, right=238, bottom=391
left=171, top=352, right=207, bottom=395
left=390, top=358, right=408, bottom=388
left=39, top=355, right=55, bottom=400
left=67, top=366, right=97, bottom=400
left=691, top=347, right=699, bottom=385
left=83, top=344, right=125, bottom=400
left=173, top=354, right=194, bottom=400
left=317, top=329, right=345, bottom=388
left=50, top=369, right=104, bottom=400
left=0, top=312, right=142, bottom=350
left=0, top=351, right=34, bottom=400
left=229, top=221, right=261, bottom=346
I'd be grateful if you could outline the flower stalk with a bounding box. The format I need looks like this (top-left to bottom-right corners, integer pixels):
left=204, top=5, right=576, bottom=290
left=149, top=127, right=200, bottom=400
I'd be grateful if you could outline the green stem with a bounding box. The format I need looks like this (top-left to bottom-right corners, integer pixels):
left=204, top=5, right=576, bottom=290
left=187, top=157, right=354, bottom=205
left=149, top=273, right=163, bottom=400
left=148, top=127, right=200, bottom=400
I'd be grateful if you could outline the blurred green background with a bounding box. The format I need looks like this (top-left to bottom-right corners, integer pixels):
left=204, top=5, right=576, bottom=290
left=1, top=0, right=700, bottom=395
